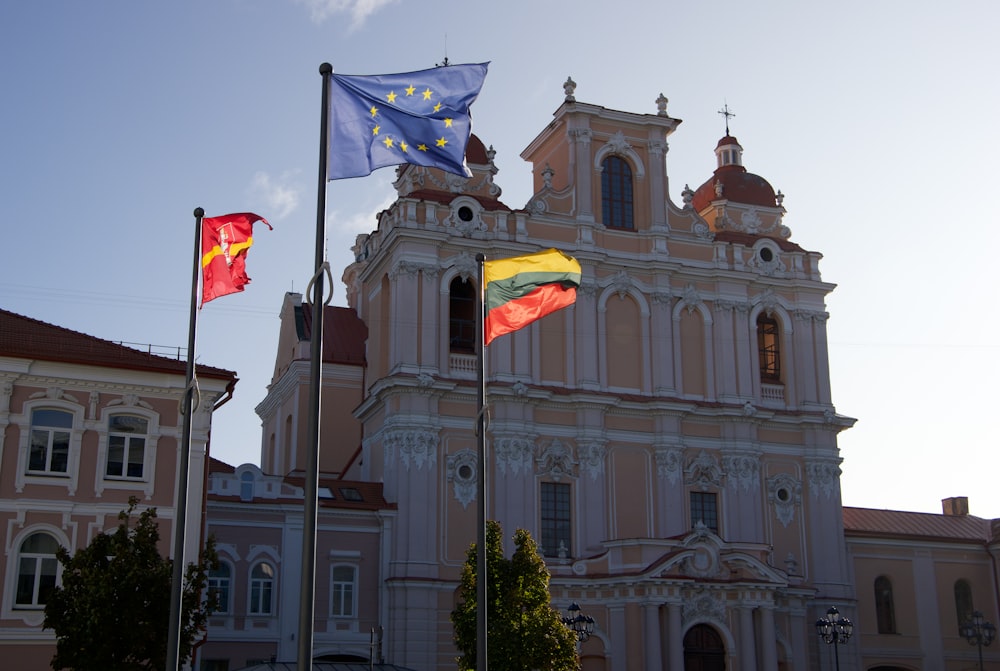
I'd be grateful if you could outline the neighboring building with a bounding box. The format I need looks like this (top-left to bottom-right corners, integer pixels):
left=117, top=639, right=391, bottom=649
left=198, top=459, right=393, bottom=669
left=844, top=498, right=1000, bottom=670
left=0, top=308, right=236, bottom=669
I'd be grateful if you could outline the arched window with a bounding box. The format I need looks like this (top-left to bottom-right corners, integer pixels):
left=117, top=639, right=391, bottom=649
left=208, top=562, right=232, bottom=614
left=449, top=276, right=476, bottom=353
left=28, top=408, right=73, bottom=475
left=756, top=313, right=781, bottom=382
left=331, top=564, right=357, bottom=617
left=683, top=624, right=725, bottom=671
left=955, top=579, right=974, bottom=628
left=105, top=414, right=148, bottom=479
left=601, top=156, right=634, bottom=230
left=249, top=562, right=275, bottom=615
left=15, top=532, right=59, bottom=608
left=875, top=575, right=897, bottom=634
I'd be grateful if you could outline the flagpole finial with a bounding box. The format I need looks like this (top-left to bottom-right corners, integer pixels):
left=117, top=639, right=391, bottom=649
left=194, top=207, right=204, bottom=218
left=320, top=62, right=332, bottom=75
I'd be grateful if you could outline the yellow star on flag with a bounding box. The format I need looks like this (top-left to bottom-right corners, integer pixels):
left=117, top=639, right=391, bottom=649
left=400, top=141, right=409, bottom=152
left=405, top=85, right=416, bottom=96
left=434, top=102, right=442, bottom=112
left=386, top=91, right=397, bottom=103
left=444, top=118, right=453, bottom=128
left=417, top=143, right=428, bottom=152
left=372, top=125, right=380, bottom=136
left=422, top=88, right=433, bottom=100
left=436, top=137, right=448, bottom=148
left=370, top=105, right=378, bottom=117
left=383, top=137, right=394, bottom=148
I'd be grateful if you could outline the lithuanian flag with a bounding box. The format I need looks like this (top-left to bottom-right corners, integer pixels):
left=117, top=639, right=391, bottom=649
left=483, top=248, right=582, bottom=345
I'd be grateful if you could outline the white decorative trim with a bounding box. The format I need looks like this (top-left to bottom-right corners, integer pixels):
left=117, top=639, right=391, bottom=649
left=654, top=444, right=684, bottom=485
left=446, top=449, right=477, bottom=509
left=767, top=473, right=802, bottom=528
left=577, top=440, right=607, bottom=481
left=723, top=454, right=760, bottom=493
left=383, top=429, right=438, bottom=471
left=806, top=460, right=841, bottom=499
left=684, top=450, right=722, bottom=490
left=536, top=439, right=576, bottom=481
left=493, top=436, right=534, bottom=476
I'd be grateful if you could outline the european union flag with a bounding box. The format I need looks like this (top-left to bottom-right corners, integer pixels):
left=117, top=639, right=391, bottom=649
left=326, top=63, right=489, bottom=180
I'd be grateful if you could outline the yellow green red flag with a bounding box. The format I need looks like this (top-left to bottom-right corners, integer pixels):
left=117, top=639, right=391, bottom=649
left=483, top=248, right=581, bottom=345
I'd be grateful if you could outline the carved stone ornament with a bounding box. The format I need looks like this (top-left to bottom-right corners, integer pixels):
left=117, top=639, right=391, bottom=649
left=577, top=441, right=607, bottom=481
left=654, top=444, right=684, bottom=485
left=767, top=473, right=802, bottom=528
left=806, top=460, right=842, bottom=499
left=450, top=252, right=479, bottom=283
left=680, top=284, right=703, bottom=314
left=685, top=450, right=723, bottom=490
left=563, top=76, right=576, bottom=102
left=30, top=388, right=79, bottom=403
left=723, top=454, right=760, bottom=493
left=536, top=439, right=576, bottom=481
left=494, top=435, right=534, bottom=476
left=682, top=588, right=726, bottom=626
left=383, top=429, right=438, bottom=471
left=610, top=269, right=632, bottom=299
left=446, top=450, right=478, bottom=509
left=107, top=394, right=153, bottom=409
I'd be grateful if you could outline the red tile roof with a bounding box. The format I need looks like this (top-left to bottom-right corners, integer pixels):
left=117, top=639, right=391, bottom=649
left=843, top=506, right=993, bottom=543
left=0, top=308, right=236, bottom=380
left=300, top=304, right=367, bottom=366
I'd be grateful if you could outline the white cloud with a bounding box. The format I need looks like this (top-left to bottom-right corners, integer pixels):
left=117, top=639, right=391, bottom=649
left=294, top=0, right=399, bottom=29
left=249, top=170, right=304, bottom=220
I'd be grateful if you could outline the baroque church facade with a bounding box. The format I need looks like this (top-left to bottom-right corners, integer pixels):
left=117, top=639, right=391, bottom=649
left=234, top=80, right=862, bottom=671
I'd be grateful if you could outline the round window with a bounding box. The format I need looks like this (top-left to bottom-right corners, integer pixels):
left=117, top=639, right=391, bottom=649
left=759, top=247, right=774, bottom=263
left=458, top=206, right=474, bottom=222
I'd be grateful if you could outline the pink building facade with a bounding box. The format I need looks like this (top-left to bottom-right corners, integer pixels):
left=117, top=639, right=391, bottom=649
left=0, top=309, right=236, bottom=669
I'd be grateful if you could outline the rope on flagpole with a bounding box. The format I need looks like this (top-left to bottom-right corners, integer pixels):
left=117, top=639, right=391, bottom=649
left=177, top=375, right=201, bottom=416
left=305, top=261, right=335, bottom=306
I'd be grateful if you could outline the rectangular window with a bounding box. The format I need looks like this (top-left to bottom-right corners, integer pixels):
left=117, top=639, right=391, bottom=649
left=541, top=482, right=571, bottom=557
left=331, top=565, right=356, bottom=617
left=106, top=415, right=148, bottom=479
left=690, top=492, right=719, bottom=533
left=28, top=409, right=73, bottom=475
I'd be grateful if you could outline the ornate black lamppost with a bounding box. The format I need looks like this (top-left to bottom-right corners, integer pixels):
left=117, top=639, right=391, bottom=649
left=815, top=606, right=853, bottom=670
left=562, top=602, right=595, bottom=643
left=960, top=610, right=996, bottom=671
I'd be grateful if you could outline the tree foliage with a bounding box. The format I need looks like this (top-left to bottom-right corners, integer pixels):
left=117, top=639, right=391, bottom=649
left=451, top=520, right=579, bottom=671
left=43, top=497, right=219, bottom=671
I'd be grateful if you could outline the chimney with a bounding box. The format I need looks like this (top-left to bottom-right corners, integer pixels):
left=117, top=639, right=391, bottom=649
left=942, top=496, right=969, bottom=516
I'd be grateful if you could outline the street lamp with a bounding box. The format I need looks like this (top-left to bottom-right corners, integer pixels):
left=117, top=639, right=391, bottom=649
left=815, top=606, right=853, bottom=670
left=562, top=602, right=595, bottom=642
left=960, top=610, right=996, bottom=671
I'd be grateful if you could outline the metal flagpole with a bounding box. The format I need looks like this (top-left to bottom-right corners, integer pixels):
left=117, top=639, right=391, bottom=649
left=165, top=206, right=204, bottom=670
left=475, top=253, right=488, bottom=671
left=297, top=62, right=332, bottom=670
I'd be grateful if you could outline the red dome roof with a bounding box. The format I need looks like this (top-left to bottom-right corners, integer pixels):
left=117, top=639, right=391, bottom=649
left=691, top=135, right=777, bottom=211
left=465, top=134, right=489, bottom=164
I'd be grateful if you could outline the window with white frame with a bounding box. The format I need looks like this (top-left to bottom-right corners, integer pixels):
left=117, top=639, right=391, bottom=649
left=15, top=532, right=59, bottom=608
left=105, top=414, right=148, bottom=479
left=28, top=409, right=72, bottom=475
left=208, top=562, right=232, bottom=614
left=248, top=562, right=275, bottom=615
left=330, top=564, right=356, bottom=617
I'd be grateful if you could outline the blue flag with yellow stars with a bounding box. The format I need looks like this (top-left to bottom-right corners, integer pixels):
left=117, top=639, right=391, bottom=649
left=327, top=63, right=489, bottom=180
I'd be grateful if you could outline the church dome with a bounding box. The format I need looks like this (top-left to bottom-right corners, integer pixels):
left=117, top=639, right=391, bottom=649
left=690, top=135, right=779, bottom=212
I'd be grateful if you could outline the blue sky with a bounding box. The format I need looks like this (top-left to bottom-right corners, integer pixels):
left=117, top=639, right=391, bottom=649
left=2, top=0, right=998, bottom=517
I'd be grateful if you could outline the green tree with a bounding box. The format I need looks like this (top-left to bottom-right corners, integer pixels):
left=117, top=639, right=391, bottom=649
left=43, top=497, right=219, bottom=671
left=451, top=520, right=579, bottom=671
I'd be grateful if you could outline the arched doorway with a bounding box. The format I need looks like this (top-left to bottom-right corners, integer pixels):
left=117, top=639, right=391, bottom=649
left=683, top=624, right=726, bottom=670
